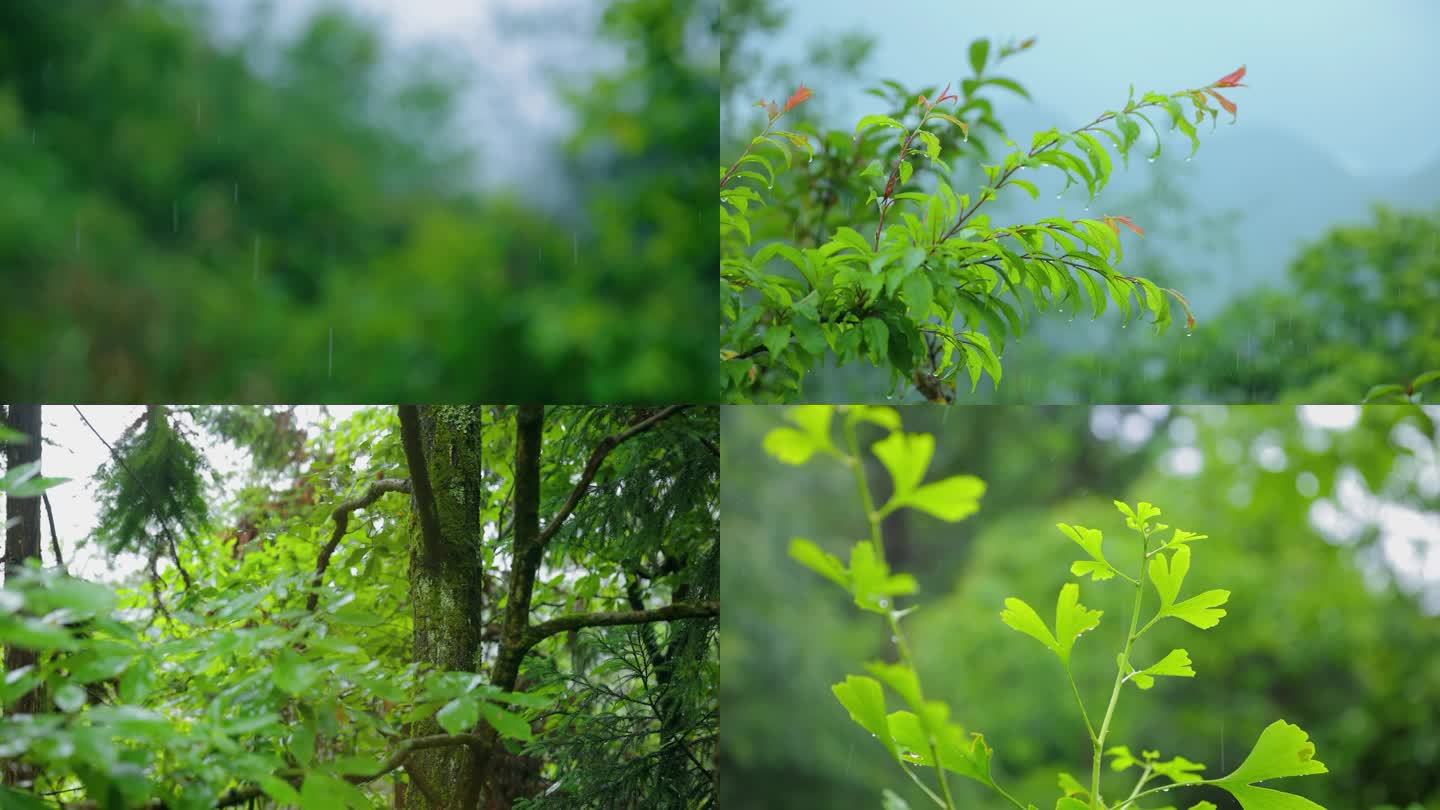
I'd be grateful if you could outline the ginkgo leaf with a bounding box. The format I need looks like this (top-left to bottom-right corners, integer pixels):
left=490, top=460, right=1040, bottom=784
left=1058, top=523, right=1120, bottom=581
left=1000, top=597, right=1058, bottom=655
left=885, top=708, right=994, bottom=785
left=1114, top=500, right=1161, bottom=531
left=788, top=538, right=848, bottom=588
left=848, top=542, right=917, bottom=613
left=1152, top=754, right=1206, bottom=783
left=1129, top=648, right=1196, bottom=689
left=1211, top=721, right=1328, bottom=810
left=832, top=675, right=897, bottom=758
left=872, top=432, right=934, bottom=497
left=888, top=475, right=986, bottom=521
left=1001, top=585, right=1100, bottom=665
left=1053, top=584, right=1102, bottom=665
left=1167, top=589, right=1230, bottom=629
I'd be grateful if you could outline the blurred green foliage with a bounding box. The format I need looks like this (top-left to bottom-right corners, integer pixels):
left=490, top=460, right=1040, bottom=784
left=721, top=404, right=1440, bottom=809
left=0, top=0, right=714, bottom=401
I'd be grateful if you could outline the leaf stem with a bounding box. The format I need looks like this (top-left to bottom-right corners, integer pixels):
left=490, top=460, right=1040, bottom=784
left=1066, top=667, right=1097, bottom=743
left=1091, top=528, right=1148, bottom=808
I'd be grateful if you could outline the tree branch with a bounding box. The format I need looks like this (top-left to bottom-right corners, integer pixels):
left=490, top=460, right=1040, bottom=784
left=41, top=493, right=64, bottom=574
left=305, top=478, right=410, bottom=611
left=396, top=406, right=444, bottom=566
left=519, top=602, right=719, bottom=661
left=537, top=405, right=687, bottom=548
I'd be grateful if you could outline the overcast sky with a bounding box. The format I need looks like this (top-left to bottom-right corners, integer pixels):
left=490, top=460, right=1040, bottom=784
left=203, top=0, right=610, bottom=193
left=765, top=0, right=1440, bottom=177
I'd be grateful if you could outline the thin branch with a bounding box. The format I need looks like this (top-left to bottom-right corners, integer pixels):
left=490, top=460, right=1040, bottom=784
left=537, top=406, right=687, bottom=548
left=520, top=602, right=719, bottom=660
left=71, top=406, right=192, bottom=590
left=305, top=478, right=410, bottom=611
left=397, top=406, right=444, bottom=565
left=41, top=493, right=65, bottom=574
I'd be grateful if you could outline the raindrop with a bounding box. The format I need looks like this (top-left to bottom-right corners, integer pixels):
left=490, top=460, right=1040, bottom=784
left=172, top=202, right=179, bottom=233
left=233, top=182, right=239, bottom=204
left=253, top=236, right=260, bottom=281
left=1147, top=156, right=1156, bottom=164
left=1122, top=323, right=1128, bottom=329
left=1083, top=205, right=1090, bottom=212
left=807, top=154, right=814, bottom=164
left=573, top=234, right=578, bottom=265
left=962, top=133, right=968, bottom=142
left=767, top=183, right=773, bottom=190
left=328, top=327, right=334, bottom=378
left=877, top=599, right=889, bottom=609
left=1055, top=192, right=1063, bottom=200
left=1185, top=156, right=1193, bottom=163
left=890, top=635, right=899, bottom=643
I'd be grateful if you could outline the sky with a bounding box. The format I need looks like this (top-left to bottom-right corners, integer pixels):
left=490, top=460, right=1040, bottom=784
left=764, top=0, right=1440, bottom=177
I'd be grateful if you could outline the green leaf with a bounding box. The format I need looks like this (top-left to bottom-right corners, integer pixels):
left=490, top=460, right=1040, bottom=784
left=273, top=647, right=319, bottom=696
left=436, top=695, right=479, bottom=735
left=789, top=538, right=849, bottom=588
left=871, top=432, right=934, bottom=499
left=1169, top=589, right=1231, bottom=629
left=291, top=715, right=316, bottom=766
left=856, top=115, right=907, bottom=136
left=1056, top=800, right=1088, bottom=810
left=968, top=39, right=990, bottom=75
left=1129, top=648, right=1196, bottom=689
left=1057, top=523, right=1120, bottom=581
left=886, top=708, right=994, bottom=785
left=1211, top=721, right=1328, bottom=810
left=53, top=683, right=86, bottom=713
left=1114, top=500, right=1161, bottom=531
left=890, top=475, right=986, bottom=522
left=301, top=772, right=368, bottom=810
left=481, top=702, right=533, bottom=741
left=331, top=605, right=384, bottom=627
left=1052, top=583, right=1102, bottom=665
left=762, top=407, right=835, bottom=465
left=257, top=776, right=302, bottom=806
left=1151, top=546, right=1229, bottom=629
left=999, top=597, right=1058, bottom=656
left=849, top=542, right=917, bottom=613
left=0, top=786, right=51, bottom=810
left=881, top=789, right=912, bottom=810
left=1152, top=755, right=1206, bottom=783
left=832, top=675, right=897, bottom=757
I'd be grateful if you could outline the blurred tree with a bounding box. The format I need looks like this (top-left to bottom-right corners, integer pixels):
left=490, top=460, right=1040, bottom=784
left=0, top=0, right=710, bottom=401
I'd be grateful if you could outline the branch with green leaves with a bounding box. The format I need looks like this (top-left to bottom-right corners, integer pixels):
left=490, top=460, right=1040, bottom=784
left=1362, top=370, right=1440, bottom=404
left=764, top=406, right=1328, bottom=810
left=721, top=41, right=1248, bottom=403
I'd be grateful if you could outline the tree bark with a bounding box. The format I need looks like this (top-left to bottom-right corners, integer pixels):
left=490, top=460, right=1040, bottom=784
left=400, top=406, right=484, bottom=810
left=4, top=404, right=43, bottom=787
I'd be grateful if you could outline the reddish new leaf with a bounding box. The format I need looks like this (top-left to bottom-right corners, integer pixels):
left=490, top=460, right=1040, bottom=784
left=1104, top=215, right=1144, bottom=238
left=754, top=98, right=780, bottom=120
left=782, top=83, right=813, bottom=113
left=1213, top=65, right=1246, bottom=88
left=1206, top=89, right=1238, bottom=117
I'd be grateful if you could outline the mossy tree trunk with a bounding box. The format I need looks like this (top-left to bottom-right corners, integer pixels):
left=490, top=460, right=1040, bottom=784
left=399, top=405, right=484, bottom=810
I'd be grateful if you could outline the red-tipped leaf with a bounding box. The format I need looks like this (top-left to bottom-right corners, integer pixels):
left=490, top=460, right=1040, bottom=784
left=1206, top=89, right=1238, bottom=117
left=1213, top=65, right=1246, bottom=88
left=782, top=83, right=813, bottom=113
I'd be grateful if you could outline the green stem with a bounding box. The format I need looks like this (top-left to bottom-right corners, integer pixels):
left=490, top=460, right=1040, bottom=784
left=1091, top=531, right=1148, bottom=809
left=1123, top=762, right=1153, bottom=804
left=887, top=614, right=957, bottom=810
left=844, top=416, right=885, bottom=561
left=1066, top=668, right=1097, bottom=743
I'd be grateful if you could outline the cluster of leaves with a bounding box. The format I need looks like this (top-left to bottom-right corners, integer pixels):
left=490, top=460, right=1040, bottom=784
left=764, top=406, right=1328, bottom=810
left=1363, top=370, right=1440, bottom=404
left=721, top=39, right=1249, bottom=402
left=0, top=566, right=548, bottom=809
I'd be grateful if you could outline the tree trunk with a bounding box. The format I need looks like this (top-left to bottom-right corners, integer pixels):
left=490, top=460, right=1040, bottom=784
left=4, top=404, right=43, bottom=787
left=401, top=406, right=484, bottom=810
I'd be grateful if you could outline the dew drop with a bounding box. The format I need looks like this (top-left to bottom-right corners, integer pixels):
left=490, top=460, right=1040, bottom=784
left=877, top=599, right=889, bottom=608
left=1185, top=156, right=1193, bottom=163
left=1147, top=156, right=1156, bottom=164
left=1056, top=192, right=1063, bottom=200
left=807, top=154, right=814, bottom=164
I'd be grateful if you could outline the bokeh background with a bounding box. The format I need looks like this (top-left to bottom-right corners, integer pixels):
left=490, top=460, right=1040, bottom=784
left=721, top=404, right=1440, bottom=809
left=0, top=0, right=716, bottom=401
left=721, top=0, right=1440, bottom=402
